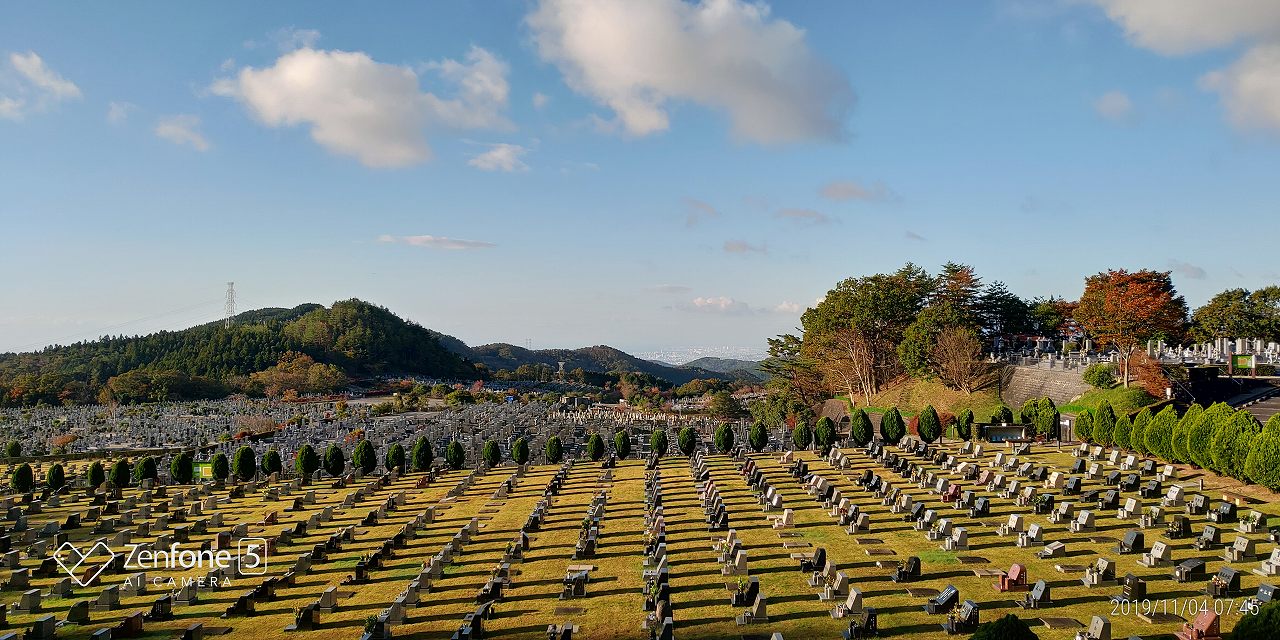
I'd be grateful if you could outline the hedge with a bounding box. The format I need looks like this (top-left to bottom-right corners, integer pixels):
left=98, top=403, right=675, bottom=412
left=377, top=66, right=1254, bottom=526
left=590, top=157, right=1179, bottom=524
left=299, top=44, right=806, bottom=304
left=1171, top=403, right=1204, bottom=464
left=1188, top=403, right=1232, bottom=469
left=1130, top=408, right=1152, bottom=456
left=1113, top=415, right=1132, bottom=451
left=1092, top=402, right=1116, bottom=447
left=1143, top=406, right=1177, bottom=461
left=1245, top=428, right=1280, bottom=490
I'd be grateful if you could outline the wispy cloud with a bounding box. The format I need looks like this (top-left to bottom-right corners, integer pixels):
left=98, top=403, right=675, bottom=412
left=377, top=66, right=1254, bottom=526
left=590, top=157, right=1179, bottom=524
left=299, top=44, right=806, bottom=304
left=106, top=101, right=134, bottom=125
left=688, top=296, right=753, bottom=315
left=1094, top=90, right=1135, bottom=122
left=154, top=115, right=210, bottom=151
left=1168, top=258, right=1206, bottom=279
left=468, top=143, right=529, bottom=172
left=723, top=240, right=766, bottom=254
left=904, top=230, right=926, bottom=241
left=0, top=51, right=82, bottom=120
left=819, top=179, right=894, bottom=202
left=378, top=234, right=496, bottom=250
left=532, top=92, right=550, bottom=110
left=774, top=301, right=804, bottom=313
left=684, top=198, right=719, bottom=227
left=776, top=207, right=830, bottom=224
left=648, top=284, right=692, bottom=294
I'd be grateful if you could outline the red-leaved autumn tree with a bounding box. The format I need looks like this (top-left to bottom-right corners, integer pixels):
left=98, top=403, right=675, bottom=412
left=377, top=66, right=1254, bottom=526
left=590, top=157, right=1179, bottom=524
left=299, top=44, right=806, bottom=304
left=1075, top=269, right=1187, bottom=388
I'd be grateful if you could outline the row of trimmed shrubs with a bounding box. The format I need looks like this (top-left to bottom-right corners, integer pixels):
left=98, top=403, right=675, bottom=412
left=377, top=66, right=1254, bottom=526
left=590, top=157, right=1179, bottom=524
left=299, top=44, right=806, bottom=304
left=1075, top=400, right=1280, bottom=491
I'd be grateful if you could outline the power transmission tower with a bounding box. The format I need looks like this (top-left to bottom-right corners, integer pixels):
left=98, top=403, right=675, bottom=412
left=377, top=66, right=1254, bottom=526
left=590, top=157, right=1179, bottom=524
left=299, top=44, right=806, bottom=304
left=224, top=282, right=236, bottom=328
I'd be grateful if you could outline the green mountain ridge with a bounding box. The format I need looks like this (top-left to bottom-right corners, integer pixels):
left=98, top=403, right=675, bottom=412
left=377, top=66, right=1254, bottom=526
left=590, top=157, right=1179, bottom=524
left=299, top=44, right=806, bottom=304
left=0, top=299, right=736, bottom=405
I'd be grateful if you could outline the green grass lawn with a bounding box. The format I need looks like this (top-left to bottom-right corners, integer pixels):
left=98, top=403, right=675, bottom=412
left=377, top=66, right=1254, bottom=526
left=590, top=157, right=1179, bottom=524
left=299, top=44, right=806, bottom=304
left=5, top=444, right=1275, bottom=639
left=1059, top=386, right=1158, bottom=415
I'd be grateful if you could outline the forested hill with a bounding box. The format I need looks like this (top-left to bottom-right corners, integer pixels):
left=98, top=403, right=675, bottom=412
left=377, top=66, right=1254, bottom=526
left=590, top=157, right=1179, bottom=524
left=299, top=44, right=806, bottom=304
left=460, top=343, right=728, bottom=386
left=0, top=299, right=475, bottom=406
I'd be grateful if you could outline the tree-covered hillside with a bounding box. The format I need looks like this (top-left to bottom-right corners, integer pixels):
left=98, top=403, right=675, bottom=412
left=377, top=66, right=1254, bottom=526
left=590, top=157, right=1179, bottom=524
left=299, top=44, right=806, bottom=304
left=0, top=299, right=475, bottom=406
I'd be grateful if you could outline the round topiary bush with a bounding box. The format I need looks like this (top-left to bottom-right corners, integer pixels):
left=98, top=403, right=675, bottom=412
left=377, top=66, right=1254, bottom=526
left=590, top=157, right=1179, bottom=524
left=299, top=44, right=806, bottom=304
left=1130, top=408, right=1152, bottom=455
left=814, top=416, right=837, bottom=452
left=295, top=444, right=320, bottom=480
left=1083, top=363, right=1116, bottom=389
left=262, top=448, right=284, bottom=476
left=88, top=461, right=106, bottom=488
left=134, top=456, right=158, bottom=483
left=1144, top=406, right=1177, bottom=461
left=1075, top=410, right=1093, bottom=443
left=917, top=406, right=941, bottom=444
left=545, top=436, right=563, bottom=464
left=849, top=408, right=873, bottom=446
left=614, top=430, right=632, bottom=459
left=445, top=440, right=466, bottom=470
left=678, top=427, right=698, bottom=457
left=234, top=446, right=257, bottom=481
left=1034, top=397, right=1059, bottom=439
left=323, top=444, right=345, bottom=477
left=110, top=459, right=133, bottom=487
left=511, top=437, right=530, bottom=465
left=12, top=463, right=33, bottom=493
left=1171, top=403, right=1205, bottom=464
left=792, top=423, right=813, bottom=449
left=714, top=424, right=735, bottom=454
left=411, top=436, right=433, bottom=471
left=1092, top=401, right=1116, bottom=447
left=45, top=463, right=66, bottom=491
left=992, top=405, right=1015, bottom=425
left=586, top=433, right=605, bottom=462
left=1113, top=415, right=1132, bottom=451
left=384, top=443, right=405, bottom=472
left=954, top=409, right=974, bottom=441
left=748, top=422, right=768, bottom=452
left=483, top=439, right=502, bottom=467
left=352, top=440, right=377, bottom=474
left=880, top=408, right=906, bottom=445
left=650, top=430, right=669, bottom=456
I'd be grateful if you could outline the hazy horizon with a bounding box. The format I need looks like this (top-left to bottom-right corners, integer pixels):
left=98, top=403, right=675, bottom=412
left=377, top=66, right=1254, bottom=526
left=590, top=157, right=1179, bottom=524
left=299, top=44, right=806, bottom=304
left=5, top=1, right=1279, bottom=355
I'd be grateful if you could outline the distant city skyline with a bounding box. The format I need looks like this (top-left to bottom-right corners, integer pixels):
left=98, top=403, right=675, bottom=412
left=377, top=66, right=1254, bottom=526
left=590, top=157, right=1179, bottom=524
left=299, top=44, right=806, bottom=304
left=4, top=1, right=1280, bottom=355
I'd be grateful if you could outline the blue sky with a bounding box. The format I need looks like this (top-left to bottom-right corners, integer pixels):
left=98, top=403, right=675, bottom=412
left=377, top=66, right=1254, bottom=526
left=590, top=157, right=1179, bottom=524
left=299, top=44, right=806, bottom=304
left=3, top=1, right=1279, bottom=360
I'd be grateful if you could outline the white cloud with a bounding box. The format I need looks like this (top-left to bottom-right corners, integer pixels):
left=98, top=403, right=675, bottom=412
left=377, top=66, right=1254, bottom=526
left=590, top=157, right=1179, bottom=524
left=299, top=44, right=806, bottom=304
left=468, top=143, right=530, bottom=172
left=1200, top=44, right=1280, bottom=132
left=532, top=92, right=551, bottom=110
left=1089, top=1, right=1280, bottom=134
left=774, top=301, right=803, bottom=313
left=272, top=26, right=321, bottom=52
left=1093, top=90, right=1134, bottom=122
left=212, top=46, right=511, bottom=168
left=690, top=296, right=753, bottom=314
left=154, top=115, right=210, bottom=151
left=684, top=198, right=719, bottom=227
left=1, top=51, right=81, bottom=120
left=1169, top=259, right=1207, bottom=280
left=526, top=0, right=853, bottom=143
left=776, top=207, right=830, bottom=224
left=1089, top=0, right=1280, bottom=55
left=723, top=240, right=766, bottom=254
left=378, top=234, right=496, bottom=250
left=106, top=101, right=134, bottom=125
left=819, top=179, right=892, bottom=201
